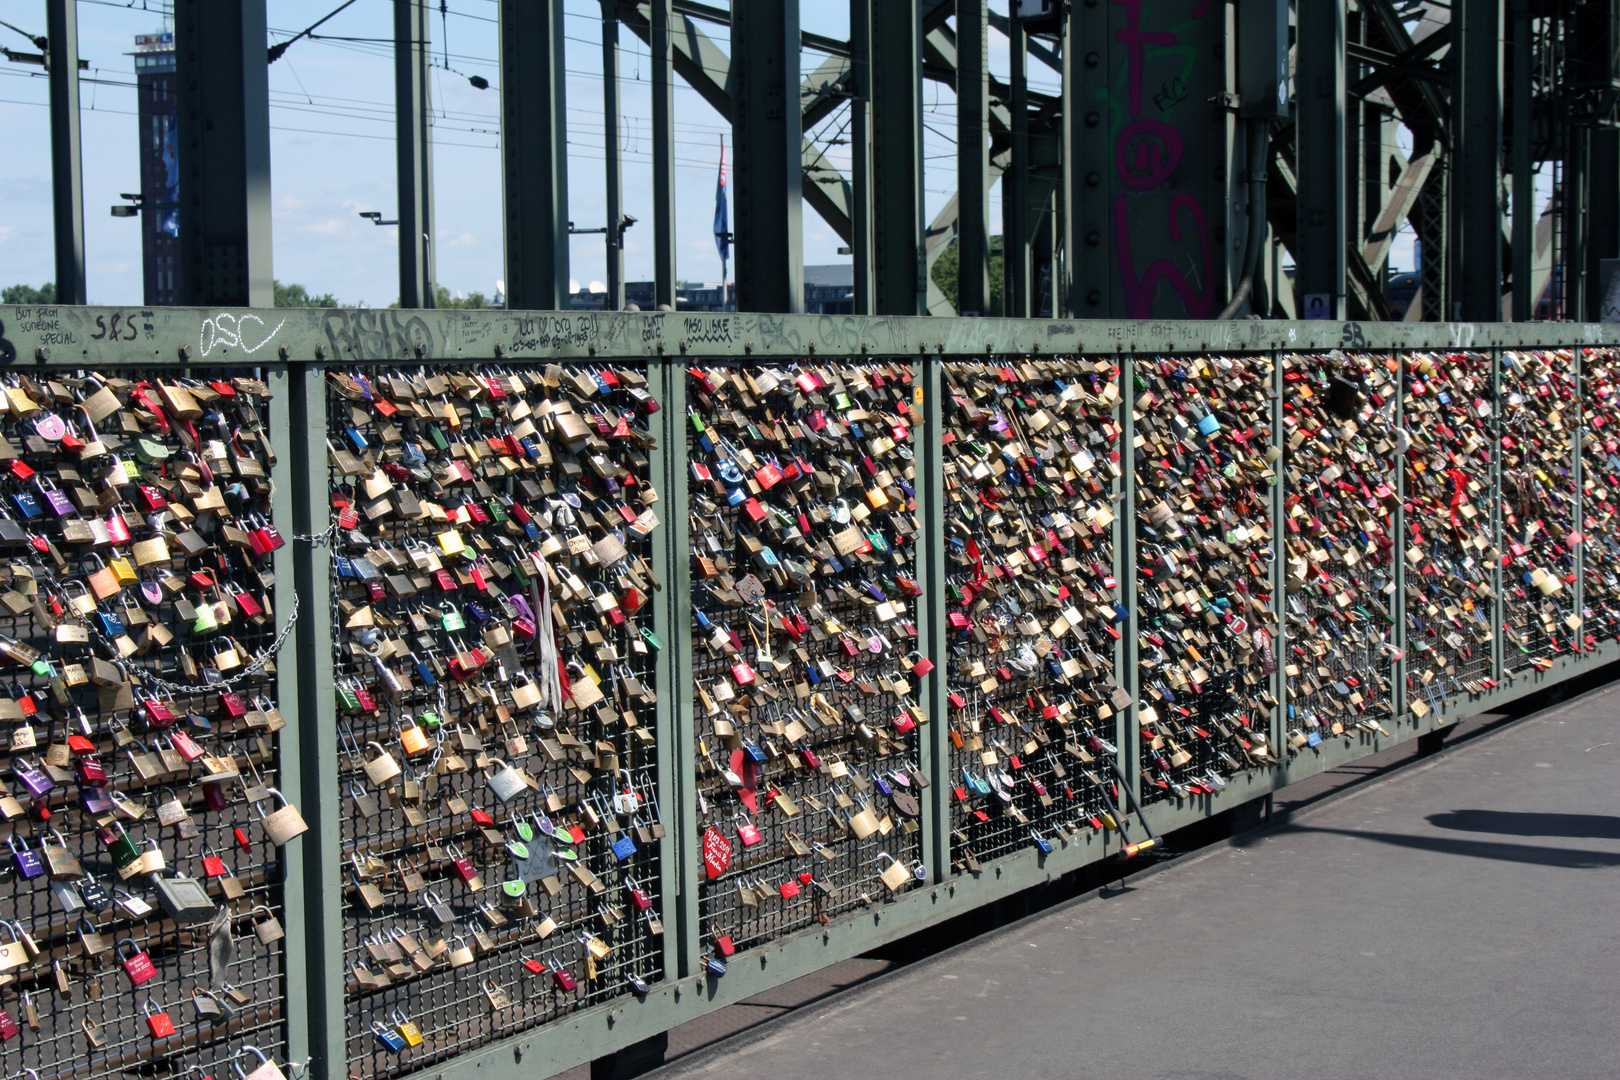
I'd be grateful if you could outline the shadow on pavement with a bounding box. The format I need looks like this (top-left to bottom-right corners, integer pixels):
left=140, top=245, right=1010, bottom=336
left=1425, top=809, right=1620, bottom=840
left=1283, top=825, right=1620, bottom=869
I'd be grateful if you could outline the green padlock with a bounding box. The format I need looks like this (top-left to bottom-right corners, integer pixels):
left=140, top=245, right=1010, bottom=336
left=441, top=604, right=465, bottom=633
left=336, top=685, right=361, bottom=713
left=640, top=627, right=662, bottom=650
left=419, top=710, right=441, bottom=730
left=133, top=435, right=171, bottom=464
left=428, top=425, right=450, bottom=451
left=105, top=827, right=140, bottom=870
left=193, top=603, right=219, bottom=635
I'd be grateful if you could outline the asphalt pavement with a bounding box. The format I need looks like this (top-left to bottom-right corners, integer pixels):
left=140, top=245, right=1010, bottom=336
left=646, top=686, right=1620, bottom=1080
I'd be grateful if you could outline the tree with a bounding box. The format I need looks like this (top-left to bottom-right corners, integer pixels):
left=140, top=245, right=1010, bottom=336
left=274, top=280, right=339, bottom=307
left=2, top=283, right=55, bottom=305
left=433, top=286, right=490, bottom=309
left=928, top=236, right=1005, bottom=316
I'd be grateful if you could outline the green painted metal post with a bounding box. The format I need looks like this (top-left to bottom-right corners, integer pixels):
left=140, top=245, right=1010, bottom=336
left=956, top=0, right=990, bottom=318
left=1573, top=346, right=1586, bottom=661
left=1295, top=0, right=1347, bottom=320
left=395, top=0, right=436, bottom=309
left=1393, top=355, right=1409, bottom=727
left=656, top=354, right=696, bottom=978
left=287, top=360, right=345, bottom=1078
left=264, top=363, right=307, bottom=1062
left=1003, top=16, right=1031, bottom=319
left=870, top=0, right=924, bottom=316
left=1113, top=353, right=1139, bottom=817
left=651, top=0, right=677, bottom=311
left=731, top=0, right=804, bottom=313
left=501, top=0, right=572, bottom=310
left=1451, top=0, right=1504, bottom=323
left=1268, top=348, right=1287, bottom=778
left=173, top=0, right=274, bottom=307
left=45, top=0, right=84, bottom=305
left=849, top=0, right=875, bottom=314
left=646, top=354, right=686, bottom=982
left=917, top=357, right=951, bottom=881
left=1491, top=345, right=1505, bottom=684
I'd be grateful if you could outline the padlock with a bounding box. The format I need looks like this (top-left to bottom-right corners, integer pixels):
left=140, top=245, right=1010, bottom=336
left=236, top=1046, right=290, bottom=1080
left=484, top=759, right=528, bottom=802
left=153, top=867, right=218, bottom=924
left=144, top=998, right=177, bottom=1038
left=363, top=742, right=403, bottom=786
left=8, top=835, right=43, bottom=879
left=0, top=924, right=27, bottom=971
left=256, top=788, right=309, bottom=846
left=117, top=937, right=158, bottom=986
left=251, top=904, right=285, bottom=944
left=43, top=828, right=82, bottom=880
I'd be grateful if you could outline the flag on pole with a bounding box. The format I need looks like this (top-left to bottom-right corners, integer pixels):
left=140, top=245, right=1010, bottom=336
left=714, top=136, right=730, bottom=273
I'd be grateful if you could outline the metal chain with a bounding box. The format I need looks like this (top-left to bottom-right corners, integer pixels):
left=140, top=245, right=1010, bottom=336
left=289, top=520, right=340, bottom=545
left=93, top=592, right=301, bottom=697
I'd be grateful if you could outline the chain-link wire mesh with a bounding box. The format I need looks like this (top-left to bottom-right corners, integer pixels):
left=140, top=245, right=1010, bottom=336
left=939, top=359, right=1125, bottom=867
left=1280, top=352, right=1398, bottom=758
left=0, top=366, right=290, bottom=1080
left=325, top=362, right=664, bottom=1078
left=1500, top=350, right=1578, bottom=675
left=1579, top=349, right=1620, bottom=644
left=1134, top=353, right=1280, bottom=804
left=684, top=361, right=925, bottom=964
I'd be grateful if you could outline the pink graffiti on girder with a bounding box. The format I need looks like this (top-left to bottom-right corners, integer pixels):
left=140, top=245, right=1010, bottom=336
left=1108, top=0, right=1213, bottom=319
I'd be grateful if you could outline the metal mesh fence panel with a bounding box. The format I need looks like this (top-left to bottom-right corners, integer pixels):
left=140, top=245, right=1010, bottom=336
left=1279, top=352, right=1398, bottom=757
left=0, top=366, right=291, bottom=1080
left=1133, top=353, right=1280, bottom=804
left=1499, top=350, right=1578, bottom=674
left=325, top=362, right=665, bottom=1078
left=1401, top=350, right=1500, bottom=717
left=1579, top=349, right=1620, bottom=644
left=938, top=358, right=1125, bottom=868
left=683, top=360, right=925, bottom=965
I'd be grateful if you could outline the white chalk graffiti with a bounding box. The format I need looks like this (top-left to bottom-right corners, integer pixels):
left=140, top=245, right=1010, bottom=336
left=199, top=313, right=286, bottom=358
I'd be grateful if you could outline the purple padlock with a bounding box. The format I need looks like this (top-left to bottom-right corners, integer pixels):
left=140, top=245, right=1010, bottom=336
left=35, top=478, right=74, bottom=517
left=8, top=836, right=43, bottom=879
left=13, top=758, right=54, bottom=799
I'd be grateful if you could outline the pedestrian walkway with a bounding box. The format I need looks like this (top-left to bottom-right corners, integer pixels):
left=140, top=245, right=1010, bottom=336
left=648, top=687, right=1620, bottom=1080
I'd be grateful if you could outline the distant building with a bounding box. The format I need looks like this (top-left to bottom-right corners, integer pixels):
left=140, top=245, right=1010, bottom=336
left=131, top=32, right=180, bottom=306
left=567, top=265, right=855, bottom=313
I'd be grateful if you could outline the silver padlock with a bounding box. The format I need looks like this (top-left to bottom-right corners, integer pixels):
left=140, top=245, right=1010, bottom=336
left=484, top=759, right=527, bottom=803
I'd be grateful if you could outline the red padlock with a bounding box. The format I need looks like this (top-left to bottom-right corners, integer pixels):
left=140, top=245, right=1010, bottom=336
left=701, top=826, right=731, bottom=879
left=118, top=939, right=158, bottom=986
left=144, top=1000, right=176, bottom=1038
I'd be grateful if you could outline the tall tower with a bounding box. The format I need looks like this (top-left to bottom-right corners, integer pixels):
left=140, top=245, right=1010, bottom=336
left=131, top=31, right=181, bottom=305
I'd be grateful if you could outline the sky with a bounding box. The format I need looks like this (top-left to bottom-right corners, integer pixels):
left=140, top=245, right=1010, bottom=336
left=0, top=0, right=1419, bottom=310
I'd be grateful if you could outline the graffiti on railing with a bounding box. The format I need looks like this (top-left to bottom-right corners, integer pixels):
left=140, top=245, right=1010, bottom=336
left=321, top=308, right=433, bottom=360
left=200, top=311, right=285, bottom=357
